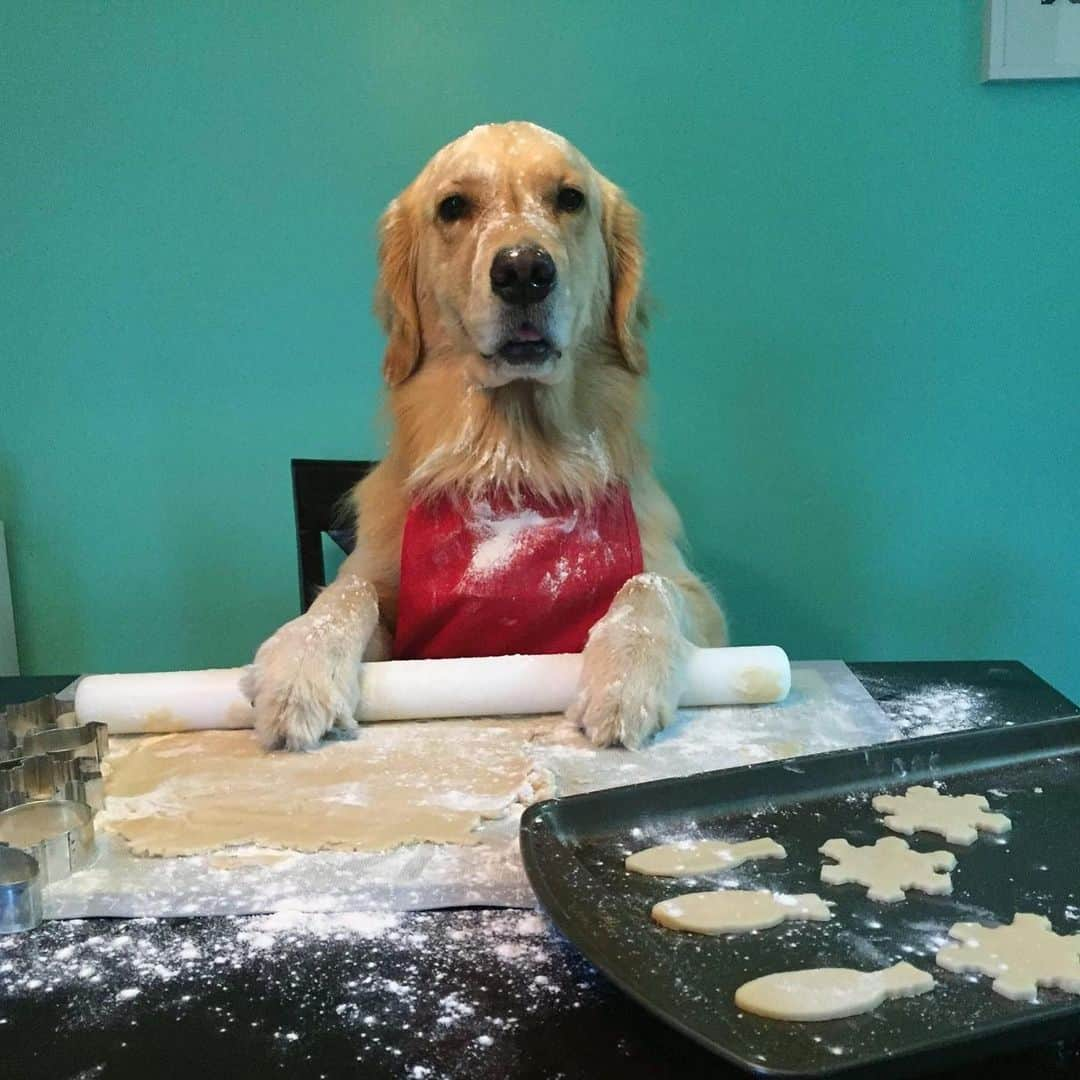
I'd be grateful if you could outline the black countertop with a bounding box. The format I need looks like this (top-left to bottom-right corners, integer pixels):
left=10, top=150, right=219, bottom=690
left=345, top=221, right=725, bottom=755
left=2, top=661, right=1077, bottom=1080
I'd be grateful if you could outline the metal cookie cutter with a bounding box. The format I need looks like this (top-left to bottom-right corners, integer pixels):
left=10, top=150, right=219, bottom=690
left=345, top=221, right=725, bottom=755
left=0, top=845, right=43, bottom=934
left=0, top=693, right=108, bottom=812
left=0, top=799, right=96, bottom=885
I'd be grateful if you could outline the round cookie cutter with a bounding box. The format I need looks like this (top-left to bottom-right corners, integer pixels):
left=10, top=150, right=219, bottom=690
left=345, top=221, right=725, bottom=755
left=0, top=799, right=96, bottom=886
left=0, top=845, right=43, bottom=933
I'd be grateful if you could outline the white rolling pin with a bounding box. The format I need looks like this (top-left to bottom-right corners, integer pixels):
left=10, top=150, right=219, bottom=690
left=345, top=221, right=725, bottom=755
left=74, top=646, right=790, bottom=734
left=75, top=668, right=256, bottom=734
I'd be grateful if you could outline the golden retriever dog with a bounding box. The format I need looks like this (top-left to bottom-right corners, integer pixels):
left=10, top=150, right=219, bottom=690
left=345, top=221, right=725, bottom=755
left=245, top=122, right=727, bottom=751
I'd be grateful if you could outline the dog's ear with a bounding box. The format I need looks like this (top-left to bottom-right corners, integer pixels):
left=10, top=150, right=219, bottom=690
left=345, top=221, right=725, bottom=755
left=600, top=178, right=648, bottom=374
left=374, top=194, right=422, bottom=385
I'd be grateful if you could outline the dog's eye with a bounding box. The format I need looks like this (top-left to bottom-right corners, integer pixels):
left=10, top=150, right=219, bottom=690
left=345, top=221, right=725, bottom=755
left=437, top=194, right=469, bottom=222
left=556, top=186, right=585, bottom=213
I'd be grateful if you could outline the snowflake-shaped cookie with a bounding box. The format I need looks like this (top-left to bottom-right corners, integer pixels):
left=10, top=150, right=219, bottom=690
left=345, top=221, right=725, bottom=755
left=819, top=837, right=956, bottom=903
left=936, top=913, right=1080, bottom=1001
left=872, top=785, right=1011, bottom=845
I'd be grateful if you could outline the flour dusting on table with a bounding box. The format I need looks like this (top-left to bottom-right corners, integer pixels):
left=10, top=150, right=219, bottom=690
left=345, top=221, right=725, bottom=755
left=860, top=679, right=997, bottom=738
left=0, top=910, right=596, bottom=1078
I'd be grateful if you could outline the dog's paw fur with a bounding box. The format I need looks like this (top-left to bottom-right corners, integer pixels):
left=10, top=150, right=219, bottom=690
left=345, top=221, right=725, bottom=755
left=247, top=579, right=378, bottom=751
left=567, top=573, right=690, bottom=749
left=567, top=657, right=682, bottom=749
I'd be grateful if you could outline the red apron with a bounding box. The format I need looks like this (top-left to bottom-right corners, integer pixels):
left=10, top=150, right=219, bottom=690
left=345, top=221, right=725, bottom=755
left=393, top=485, right=643, bottom=660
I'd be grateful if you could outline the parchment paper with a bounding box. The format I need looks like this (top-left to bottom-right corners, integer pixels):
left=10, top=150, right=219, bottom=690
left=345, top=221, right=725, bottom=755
left=44, top=662, right=894, bottom=918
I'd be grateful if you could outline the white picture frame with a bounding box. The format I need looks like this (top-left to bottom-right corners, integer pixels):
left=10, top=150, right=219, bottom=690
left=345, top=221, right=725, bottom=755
left=0, top=522, right=18, bottom=676
left=983, top=0, right=1080, bottom=81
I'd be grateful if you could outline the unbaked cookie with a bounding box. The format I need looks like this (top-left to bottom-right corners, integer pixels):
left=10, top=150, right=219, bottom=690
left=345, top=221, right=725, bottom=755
left=735, top=962, right=935, bottom=1021
left=652, top=890, right=831, bottom=935
left=872, top=785, right=1011, bottom=845
left=936, top=913, right=1080, bottom=1001
left=819, top=837, right=956, bottom=903
left=625, top=837, right=786, bottom=877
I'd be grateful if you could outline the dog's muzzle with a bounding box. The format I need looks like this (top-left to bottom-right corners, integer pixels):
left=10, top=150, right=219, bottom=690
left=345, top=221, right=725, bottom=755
left=487, top=245, right=559, bottom=364
left=490, top=245, right=556, bottom=307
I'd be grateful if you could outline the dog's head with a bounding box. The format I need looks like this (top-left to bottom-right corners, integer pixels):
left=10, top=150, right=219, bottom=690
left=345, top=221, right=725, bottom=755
left=376, top=122, right=646, bottom=389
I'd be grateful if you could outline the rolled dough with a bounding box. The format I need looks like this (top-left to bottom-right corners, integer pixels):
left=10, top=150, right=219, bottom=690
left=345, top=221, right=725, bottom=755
left=735, top=962, right=935, bottom=1021
left=625, top=837, right=786, bottom=877
left=819, top=837, right=955, bottom=903
left=872, top=785, right=1011, bottom=845
left=936, top=913, right=1080, bottom=1001
left=652, top=890, right=831, bottom=935
left=100, top=723, right=549, bottom=857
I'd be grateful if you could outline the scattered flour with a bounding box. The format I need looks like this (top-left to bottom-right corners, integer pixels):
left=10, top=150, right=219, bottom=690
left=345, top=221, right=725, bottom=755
left=0, top=910, right=596, bottom=1077
left=247, top=910, right=401, bottom=939
left=860, top=680, right=996, bottom=739
left=531, top=664, right=895, bottom=796
left=538, top=547, right=612, bottom=599
left=463, top=502, right=576, bottom=581
left=435, top=991, right=475, bottom=1025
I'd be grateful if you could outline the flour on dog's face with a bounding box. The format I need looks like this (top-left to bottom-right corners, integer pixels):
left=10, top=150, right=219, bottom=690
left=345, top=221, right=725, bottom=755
left=379, top=122, right=645, bottom=505
left=412, top=122, right=609, bottom=389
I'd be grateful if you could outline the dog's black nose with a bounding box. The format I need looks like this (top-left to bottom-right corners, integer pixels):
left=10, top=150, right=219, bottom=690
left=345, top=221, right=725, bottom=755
left=490, top=246, right=556, bottom=306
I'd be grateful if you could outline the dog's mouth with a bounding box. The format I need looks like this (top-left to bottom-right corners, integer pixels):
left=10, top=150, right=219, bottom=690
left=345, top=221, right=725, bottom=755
left=490, top=322, right=558, bottom=365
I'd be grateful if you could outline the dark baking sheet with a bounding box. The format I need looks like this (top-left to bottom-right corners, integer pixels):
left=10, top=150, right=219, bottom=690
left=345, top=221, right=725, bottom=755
left=520, top=714, right=1080, bottom=1078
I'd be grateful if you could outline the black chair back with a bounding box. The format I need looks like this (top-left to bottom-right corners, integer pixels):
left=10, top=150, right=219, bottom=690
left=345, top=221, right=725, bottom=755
left=290, top=458, right=376, bottom=612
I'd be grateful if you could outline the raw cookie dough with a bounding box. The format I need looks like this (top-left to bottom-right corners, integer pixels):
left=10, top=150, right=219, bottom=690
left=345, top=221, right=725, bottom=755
left=652, top=890, right=831, bottom=935
left=936, top=913, right=1080, bottom=1001
left=100, top=723, right=549, bottom=857
left=819, top=837, right=956, bottom=903
left=872, top=785, right=1011, bottom=845
left=625, top=837, right=786, bottom=877
left=735, top=962, right=935, bottom=1021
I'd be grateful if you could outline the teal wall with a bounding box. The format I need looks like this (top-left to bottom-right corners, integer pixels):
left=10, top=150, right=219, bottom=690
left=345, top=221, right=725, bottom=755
left=2, top=4, right=1078, bottom=700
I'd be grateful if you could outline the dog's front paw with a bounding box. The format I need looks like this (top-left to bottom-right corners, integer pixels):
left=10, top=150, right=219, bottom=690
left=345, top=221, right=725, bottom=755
left=567, top=631, right=686, bottom=750
left=567, top=573, right=691, bottom=749
left=246, top=615, right=363, bottom=751
left=567, top=669, right=677, bottom=750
